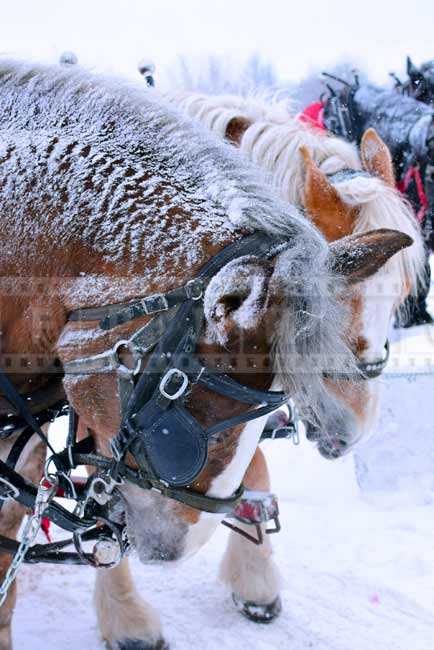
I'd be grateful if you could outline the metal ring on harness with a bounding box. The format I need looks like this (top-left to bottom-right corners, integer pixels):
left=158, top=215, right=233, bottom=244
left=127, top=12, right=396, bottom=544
left=112, top=339, right=142, bottom=376
left=0, top=478, right=20, bottom=501
left=72, top=516, right=125, bottom=569
left=159, top=368, right=189, bottom=401
left=185, top=279, right=204, bottom=301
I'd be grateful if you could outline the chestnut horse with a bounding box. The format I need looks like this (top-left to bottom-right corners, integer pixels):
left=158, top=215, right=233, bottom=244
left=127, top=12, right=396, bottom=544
left=166, top=90, right=425, bottom=618
left=0, top=61, right=412, bottom=650
left=169, top=92, right=425, bottom=445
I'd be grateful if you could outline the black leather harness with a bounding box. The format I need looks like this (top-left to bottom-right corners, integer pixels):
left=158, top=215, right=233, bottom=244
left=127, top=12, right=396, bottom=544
left=0, top=233, right=291, bottom=567
left=0, top=230, right=391, bottom=569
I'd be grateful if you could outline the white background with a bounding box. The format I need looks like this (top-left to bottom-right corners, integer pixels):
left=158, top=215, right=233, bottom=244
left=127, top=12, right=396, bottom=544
left=0, top=0, right=433, bottom=84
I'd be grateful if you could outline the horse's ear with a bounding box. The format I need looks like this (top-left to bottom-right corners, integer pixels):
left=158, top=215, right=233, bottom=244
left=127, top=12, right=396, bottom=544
left=329, top=228, right=413, bottom=283
left=300, top=146, right=355, bottom=241
left=204, top=257, right=274, bottom=345
left=225, top=116, right=252, bottom=145
left=407, top=56, right=421, bottom=81
left=360, top=128, right=395, bottom=187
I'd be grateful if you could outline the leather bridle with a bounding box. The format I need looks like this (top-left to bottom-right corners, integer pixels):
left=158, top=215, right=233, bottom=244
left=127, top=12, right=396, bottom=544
left=0, top=233, right=290, bottom=569
left=0, top=231, right=391, bottom=571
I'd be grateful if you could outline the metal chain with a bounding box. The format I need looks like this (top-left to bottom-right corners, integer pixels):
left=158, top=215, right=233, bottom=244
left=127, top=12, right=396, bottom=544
left=0, top=476, right=58, bottom=606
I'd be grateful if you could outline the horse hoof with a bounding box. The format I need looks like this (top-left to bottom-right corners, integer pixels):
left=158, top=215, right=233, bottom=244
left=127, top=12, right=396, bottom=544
left=111, top=639, right=169, bottom=650
left=232, top=593, right=282, bottom=623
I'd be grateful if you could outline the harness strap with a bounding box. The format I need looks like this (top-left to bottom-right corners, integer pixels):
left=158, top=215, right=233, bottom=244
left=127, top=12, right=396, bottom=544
left=64, top=309, right=174, bottom=376
left=208, top=402, right=285, bottom=437
left=0, top=525, right=112, bottom=565
left=0, top=369, right=64, bottom=470
left=69, top=278, right=205, bottom=330
left=0, top=459, right=94, bottom=531
left=397, top=165, right=428, bottom=222
left=198, top=370, right=285, bottom=407
left=67, top=442, right=244, bottom=514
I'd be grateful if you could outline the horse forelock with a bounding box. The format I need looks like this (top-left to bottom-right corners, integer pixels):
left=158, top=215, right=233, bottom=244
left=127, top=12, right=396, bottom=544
left=270, top=244, right=357, bottom=424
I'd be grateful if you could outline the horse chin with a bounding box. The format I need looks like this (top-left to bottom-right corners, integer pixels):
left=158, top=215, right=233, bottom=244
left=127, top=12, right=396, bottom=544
left=119, top=483, right=188, bottom=564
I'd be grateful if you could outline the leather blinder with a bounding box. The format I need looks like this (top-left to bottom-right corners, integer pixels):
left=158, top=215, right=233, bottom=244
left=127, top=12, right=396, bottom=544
left=131, top=403, right=208, bottom=488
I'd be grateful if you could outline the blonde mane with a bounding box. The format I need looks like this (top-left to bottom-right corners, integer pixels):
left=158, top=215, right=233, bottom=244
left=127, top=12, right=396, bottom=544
left=170, top=92, right=425, bottom=295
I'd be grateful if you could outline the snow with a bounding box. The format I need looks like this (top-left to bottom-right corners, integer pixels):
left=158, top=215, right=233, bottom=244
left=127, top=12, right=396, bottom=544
left=10, top=284, right=434, bottom=649
left=13, top=374, right=434, bottom=649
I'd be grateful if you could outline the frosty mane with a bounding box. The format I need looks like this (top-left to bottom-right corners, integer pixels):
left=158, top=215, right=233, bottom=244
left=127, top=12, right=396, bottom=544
left=171, top=92, right=425, bottom=296
left=0, top=60, right=356, bottom=422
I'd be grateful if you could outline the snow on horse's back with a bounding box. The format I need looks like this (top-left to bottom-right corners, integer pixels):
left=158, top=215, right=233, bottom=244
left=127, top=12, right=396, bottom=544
left=0, top=59, right=357, bottom=420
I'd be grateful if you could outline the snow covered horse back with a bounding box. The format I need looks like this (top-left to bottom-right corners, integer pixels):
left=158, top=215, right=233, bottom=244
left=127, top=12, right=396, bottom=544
left=170, top=91, right=425, bottom=454
left=0, top=60, right=413, bottom=649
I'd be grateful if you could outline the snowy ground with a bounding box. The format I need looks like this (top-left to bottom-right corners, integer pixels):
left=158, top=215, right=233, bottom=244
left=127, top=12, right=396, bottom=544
left=12, top=294, right=434, bottom=649
left=14, top=441, right=434, bottom=650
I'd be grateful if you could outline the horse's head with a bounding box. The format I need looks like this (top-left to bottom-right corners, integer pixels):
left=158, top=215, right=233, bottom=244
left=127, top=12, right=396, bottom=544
left=113, top=226, right=412, bottom=562
left=168, top=93, right=424, bottom=457
left=405, top=56, right=434, bottom=105
left=300, top=128, right=425, bottom=455
left=25, top=64, right=415, bottom=566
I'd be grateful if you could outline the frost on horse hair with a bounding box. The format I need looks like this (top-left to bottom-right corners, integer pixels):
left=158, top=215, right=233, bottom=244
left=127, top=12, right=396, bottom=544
left=0, top=60, right=416, bottom=649
left=0, top=59, right=355, bottom=423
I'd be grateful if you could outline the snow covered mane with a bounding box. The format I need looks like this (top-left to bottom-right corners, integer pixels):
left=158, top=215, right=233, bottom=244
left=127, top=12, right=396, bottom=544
left=170, top=92, right=425, bottom=296
left=0, top=59, right=355, bottom=422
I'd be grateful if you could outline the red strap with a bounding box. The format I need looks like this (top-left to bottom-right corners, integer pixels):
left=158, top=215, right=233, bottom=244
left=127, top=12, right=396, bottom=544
left=397, top=165, right=427, bottom=223
left=41, top=517, right=52, bottom=543
left=40, top=478, right=65, bottom=543
left=300, top=101, right=326, bottom=131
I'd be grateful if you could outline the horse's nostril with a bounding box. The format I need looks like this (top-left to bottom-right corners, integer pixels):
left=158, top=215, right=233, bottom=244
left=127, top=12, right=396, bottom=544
left=318, top=445, right=341, bottom=460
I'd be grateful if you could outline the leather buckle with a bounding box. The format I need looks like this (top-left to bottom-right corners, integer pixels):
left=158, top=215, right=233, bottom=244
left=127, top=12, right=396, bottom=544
left=185, top=279, right=204, bottom=301
left=141, top=294, right=169, bottom=314
left=159, top=369, right=189, bottom=401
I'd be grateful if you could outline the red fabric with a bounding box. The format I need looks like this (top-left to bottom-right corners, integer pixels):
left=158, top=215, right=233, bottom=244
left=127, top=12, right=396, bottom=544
left=41, top=517, right=52, bottom=543
left=39, top=479, right=66, bottom=543
left=397, top=165, right=427, bottom=223
left=300, top=101, right=326, bottom=131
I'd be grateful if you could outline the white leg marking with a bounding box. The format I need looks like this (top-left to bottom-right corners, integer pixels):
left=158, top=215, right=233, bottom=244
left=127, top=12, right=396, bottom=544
left=94, top=558, right=164, bottom=647
left=219, top=522, right=282, bottom=604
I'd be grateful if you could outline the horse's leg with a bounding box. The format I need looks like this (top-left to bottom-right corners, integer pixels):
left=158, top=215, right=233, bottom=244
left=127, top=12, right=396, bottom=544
left=70, top=415, right=166, bottom=650
left=0, top=435, right=46, bottom=650
left=219, top=446, right=282, bottom=623
left=94, top=557, right=168, bottom=650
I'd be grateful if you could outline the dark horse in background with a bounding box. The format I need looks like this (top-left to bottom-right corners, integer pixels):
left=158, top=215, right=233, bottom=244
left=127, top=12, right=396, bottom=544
left=321, top=58, right=434, bottom=327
